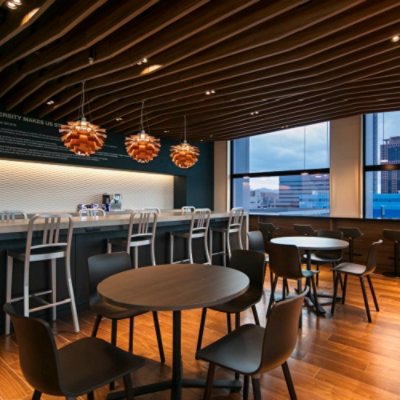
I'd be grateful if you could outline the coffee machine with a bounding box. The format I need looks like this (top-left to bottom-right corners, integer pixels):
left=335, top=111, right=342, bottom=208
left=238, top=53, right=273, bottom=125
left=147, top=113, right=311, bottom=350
left=102, top=194, right=122, bottom=211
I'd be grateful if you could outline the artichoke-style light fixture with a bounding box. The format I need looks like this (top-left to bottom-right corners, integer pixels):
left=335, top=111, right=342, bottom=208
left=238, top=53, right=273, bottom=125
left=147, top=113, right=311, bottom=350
left=170, top=115, right=199, bottom=169
left=125, top=101, right=160, bottom=163
left=59, top=82, right=106, bottom=156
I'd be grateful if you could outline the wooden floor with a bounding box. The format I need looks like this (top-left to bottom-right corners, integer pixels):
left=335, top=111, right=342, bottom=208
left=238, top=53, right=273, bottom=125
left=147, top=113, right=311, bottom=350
left=1, top=266, right=400, bottom=400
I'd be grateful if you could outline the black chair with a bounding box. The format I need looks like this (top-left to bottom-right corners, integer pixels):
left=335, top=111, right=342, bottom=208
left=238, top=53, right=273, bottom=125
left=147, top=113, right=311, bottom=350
left=309, top=229, right=344, bottom=286
left=293, top=224, right=316, bottom=236
left=88, top=252, right=165, bottom=363
left=338, top=227, right=364, bottom=262
left=197, top=290, right=307, bottom=400
left=259, top=222, right=280, bottom=242
left=382, top=229, right=400, bottom=276
left=332, top=240, right=382, bottom=323
left=196, top=250, right=266, bottom=355
left=4, top=303, right=144, bottom=400
left=268, top=242, right=321, bottom=320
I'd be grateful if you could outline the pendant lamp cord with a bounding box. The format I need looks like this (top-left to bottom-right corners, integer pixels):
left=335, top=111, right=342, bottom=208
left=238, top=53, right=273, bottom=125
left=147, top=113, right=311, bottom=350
left=140, top=100, right=145, bottom=130
left=184, top=115, right=187, bottom=142
left=80, top=81, right=86, bottom=119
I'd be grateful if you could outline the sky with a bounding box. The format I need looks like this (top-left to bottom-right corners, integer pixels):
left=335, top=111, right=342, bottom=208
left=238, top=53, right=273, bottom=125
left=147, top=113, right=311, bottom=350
left=248, top=121, right=329, bottom=173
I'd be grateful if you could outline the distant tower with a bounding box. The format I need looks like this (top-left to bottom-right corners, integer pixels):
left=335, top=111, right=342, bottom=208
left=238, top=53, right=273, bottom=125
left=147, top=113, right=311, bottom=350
left=381, top=136, right=400, bottom=193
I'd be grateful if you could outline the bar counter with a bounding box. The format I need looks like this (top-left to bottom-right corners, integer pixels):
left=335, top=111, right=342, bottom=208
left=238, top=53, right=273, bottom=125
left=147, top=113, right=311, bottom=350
left=0, top=211, right=240, bottom=333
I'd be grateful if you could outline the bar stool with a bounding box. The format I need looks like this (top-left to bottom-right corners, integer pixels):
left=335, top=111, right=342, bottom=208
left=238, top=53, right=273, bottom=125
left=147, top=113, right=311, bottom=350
left=170, top=208, right=211, bottom=265
left=209, top=207, right=244, bottom=266
left=0, top=210, right=28, bottom=220
left=293, top=224, right=317, bottom=236
left=338, top=227, right=364, bottom=262
left=382, top=229, right=400, bottom=276
left=181, top=206, right=195, bottom=213
left=5, top=213, right=79, bottom=334
left=107, top=210, right=158, bottom=268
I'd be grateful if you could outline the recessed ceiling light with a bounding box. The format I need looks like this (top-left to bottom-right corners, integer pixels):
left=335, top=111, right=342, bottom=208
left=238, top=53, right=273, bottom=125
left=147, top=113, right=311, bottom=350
left=6, top=1, right=17, bottom=9
left=137, top=57, right=148, bottom=66
left=205, top=90, right=216, bottom=95
left=200, top=139, right=204, bottom=142
left=391, top=35, right=400, bottom=43
left=250, top=111, right=259, bottom=116
left=140, top=64, right=162, bottom=75
left=164, top=130, right=170, bottom=133
left=115, top=117, right=123, bottom=122
left=21, top=7, right=39, bottom=25
left=88, top=57, right=94, bottom=64
left=46, top=100, right=55, bottom=105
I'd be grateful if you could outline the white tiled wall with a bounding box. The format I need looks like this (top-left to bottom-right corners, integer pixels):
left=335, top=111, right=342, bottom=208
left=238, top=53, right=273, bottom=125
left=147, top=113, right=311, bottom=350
left=0, top=159, right=174, bottom=213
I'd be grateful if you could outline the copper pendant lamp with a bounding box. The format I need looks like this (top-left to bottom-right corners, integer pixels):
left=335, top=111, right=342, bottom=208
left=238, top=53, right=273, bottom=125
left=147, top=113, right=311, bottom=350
left=125, top=101, right=160, bottom=163
left=59, top=82, right=106, bottom=156
left=170, top=115, right=199, bottom=169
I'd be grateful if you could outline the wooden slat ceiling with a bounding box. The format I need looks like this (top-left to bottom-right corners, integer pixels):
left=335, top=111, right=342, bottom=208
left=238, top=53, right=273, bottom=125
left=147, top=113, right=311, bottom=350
left=1, top=0, right=400, bottom=142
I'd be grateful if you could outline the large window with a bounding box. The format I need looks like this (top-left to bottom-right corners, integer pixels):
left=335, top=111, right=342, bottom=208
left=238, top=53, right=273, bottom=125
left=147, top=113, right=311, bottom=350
left=232, top=122, right=330, bottom=216
left=364, top=111, right=400, bottom=219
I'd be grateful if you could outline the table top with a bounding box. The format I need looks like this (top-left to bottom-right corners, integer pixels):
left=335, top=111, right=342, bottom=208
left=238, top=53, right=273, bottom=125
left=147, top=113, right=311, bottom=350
left=271, top=236, right=348, bottom=251
left=97, top=263, right=250, bottom=312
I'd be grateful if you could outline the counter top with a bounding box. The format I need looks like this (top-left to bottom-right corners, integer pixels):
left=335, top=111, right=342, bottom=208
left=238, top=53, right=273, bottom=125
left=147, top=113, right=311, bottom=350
left=0, top=211, right=233, bottom=234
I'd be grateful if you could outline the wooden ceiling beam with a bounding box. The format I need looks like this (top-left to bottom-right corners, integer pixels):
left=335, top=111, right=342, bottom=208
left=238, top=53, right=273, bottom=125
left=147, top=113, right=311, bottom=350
left=17, top=0, right=356, bottom=116
left=0, top=0, right=107, bottom=72
left=5, top=0, right=259, bottom=110
left=0, top=0, right=54, bottom=47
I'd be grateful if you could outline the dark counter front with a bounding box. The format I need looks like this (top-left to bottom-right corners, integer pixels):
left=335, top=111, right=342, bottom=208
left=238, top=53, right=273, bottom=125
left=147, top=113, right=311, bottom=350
left=0, top=216, right=229, bottom=333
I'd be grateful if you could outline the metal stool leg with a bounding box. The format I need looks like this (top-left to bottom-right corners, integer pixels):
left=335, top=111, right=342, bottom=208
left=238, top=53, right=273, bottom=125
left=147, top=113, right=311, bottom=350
left=50, top=259, right=57, bottom=321
left=65, top=257, right=80, bottom=332
left=169, top=233, right=174, bottom=264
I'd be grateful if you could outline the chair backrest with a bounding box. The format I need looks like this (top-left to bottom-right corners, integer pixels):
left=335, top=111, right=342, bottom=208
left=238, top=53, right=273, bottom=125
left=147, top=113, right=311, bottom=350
left=227, top=207, right=244, bottom=232
left=127, top=209, right=158, bottom=238
left=338, top=227, right=363, bottom=240
left=3, top=303, right=64, bottom=396
left=268, top=242, right=303, bottom=279
left=181, top=206, right=195, bottom=214
left=293, top=224, right=316, bottom=236
left=258, top=290, right=307, bottom=373
left=189, top=208, right=211, bottom=234
left=315, top=229, right=343, bottom=259
left=26, top=214, right=73, bottom=257
left=79, top=207, right=106, bottom=217
left=248, top=231, right=265, bottom=253
left=365, top=240, right=383, bottom=273
left=259, top=222, right=279, bottom=242
left=0, top=210, right=27, bottom=220
left=383, top=229, right=400, bottom=243
left=229, top=250, right=266, bottom=293
left=87, top=252, right=132, bottom=304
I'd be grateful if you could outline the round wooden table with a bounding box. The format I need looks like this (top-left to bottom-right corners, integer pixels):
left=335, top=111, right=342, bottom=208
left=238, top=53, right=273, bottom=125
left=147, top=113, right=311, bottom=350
left=271, top=236, right=349, bottom=314
left=98, top=263, right=249, bottom=400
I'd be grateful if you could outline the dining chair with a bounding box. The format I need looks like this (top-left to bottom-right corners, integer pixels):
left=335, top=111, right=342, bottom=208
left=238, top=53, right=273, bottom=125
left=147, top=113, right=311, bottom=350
left=197, top=290, right=307, bottom=400
left=338, top=226, right=364, bottom=262
left=293, top=224, right=316, bottom=236
left=196, top=249, right=266, bottom=355
left=4, top=303, right=144, bottom=400
left=259, top=222, right=280, bottom=242
left=268, top=242, right=321, bottom=320
left=88, top=252, right=165, bottom=363
left=332, top=240, right=382, bottom=323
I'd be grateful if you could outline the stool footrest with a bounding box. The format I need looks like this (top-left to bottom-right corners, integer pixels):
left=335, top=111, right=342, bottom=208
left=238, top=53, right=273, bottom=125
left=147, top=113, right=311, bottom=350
left=30, top=298, right=72, bottom=313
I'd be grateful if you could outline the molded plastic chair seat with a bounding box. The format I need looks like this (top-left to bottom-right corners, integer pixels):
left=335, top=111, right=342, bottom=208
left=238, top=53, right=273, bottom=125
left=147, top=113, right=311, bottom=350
left=333, top=262, right=367, bottom=276
left=198, top=324, right=264, bottom=375
left=58, top=337, right=144, bottom=396
left=90, top=298, right=147, bottom=320
left=210, top=287, right=262, bottom=314
left=307, top=251, right=342, bottom=264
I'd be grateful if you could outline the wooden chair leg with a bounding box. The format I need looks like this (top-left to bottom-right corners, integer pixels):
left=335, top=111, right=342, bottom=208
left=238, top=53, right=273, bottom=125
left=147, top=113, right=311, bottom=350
left=267, top=276, right=278, bottom=318
left=196, top=308, right=208, bottom=356
left=227, top=312, right=232, bottom=333
left=123, top=373, right=135, bottom=400
left=269, top=269, right=274, bottom=291
left=284, top=278, right=290, bottom=296
left=152, top=312, right=165, bottom=363
left=331, top=271, right=340, bottom=316
left=91, top=315, right=102, bottom=337
left=128, top=317, right=134, bottom=353
left=251, top=305, right=260, bottom=326
left=366, top=275, right=379, bottom=312
left=360, top=276, right=372, bottom=323
left=243, top=375, right=249, bottom=400
left=203, top=363, right=216, bottom=400
left=251, top=377, right=261, bottom=400
left=282, top=361, right=297, bottom=400
left=32, top=390, right=41, bottom=400
left=342, top=274, right=348, bottom=305
left=87, top=392, right=94, bottom=400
